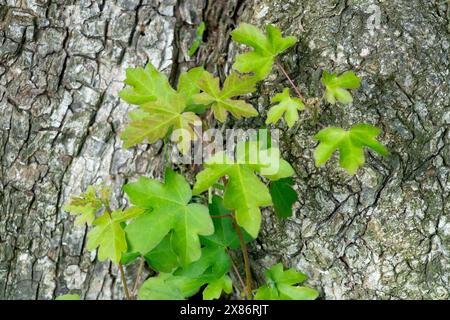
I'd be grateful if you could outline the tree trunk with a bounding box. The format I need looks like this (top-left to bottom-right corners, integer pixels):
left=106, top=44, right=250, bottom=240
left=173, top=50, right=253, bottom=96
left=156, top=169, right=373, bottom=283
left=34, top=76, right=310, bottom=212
left=0, top=0, right=449, bottom=300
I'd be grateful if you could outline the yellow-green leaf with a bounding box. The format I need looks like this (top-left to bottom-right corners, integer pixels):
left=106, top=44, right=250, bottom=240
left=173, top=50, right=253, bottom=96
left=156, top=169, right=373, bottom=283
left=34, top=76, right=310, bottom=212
left=86, top=210, right=128, bottom=264
left=266, top=88, right=305, bottom=128
left=193, top=71, right=258, bottom=122
left=314, top=124, right=388, bottom=175
left=321, top=70, right=361, bottom=105
left=193, top=143, right=294, bottom=237
left=231, top=23, right=297, bottom=79
left=63, top=186, right=107, bottom=226
left=254, top=263, right=318, bottom=300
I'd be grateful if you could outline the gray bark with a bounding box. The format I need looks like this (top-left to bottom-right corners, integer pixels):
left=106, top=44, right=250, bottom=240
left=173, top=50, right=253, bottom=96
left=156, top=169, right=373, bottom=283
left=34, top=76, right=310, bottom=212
left=0, top=0, right=449, bottom=300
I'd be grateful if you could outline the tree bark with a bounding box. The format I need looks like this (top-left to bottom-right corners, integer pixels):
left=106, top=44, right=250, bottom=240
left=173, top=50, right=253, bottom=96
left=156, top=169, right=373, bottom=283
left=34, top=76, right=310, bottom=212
left=0, top=0, right=449, bottom=300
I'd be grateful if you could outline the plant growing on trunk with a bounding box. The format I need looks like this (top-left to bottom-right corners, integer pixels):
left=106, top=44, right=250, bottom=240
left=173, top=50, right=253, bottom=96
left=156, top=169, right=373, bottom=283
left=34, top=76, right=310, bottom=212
left=60, top=22, right=388, bottom=301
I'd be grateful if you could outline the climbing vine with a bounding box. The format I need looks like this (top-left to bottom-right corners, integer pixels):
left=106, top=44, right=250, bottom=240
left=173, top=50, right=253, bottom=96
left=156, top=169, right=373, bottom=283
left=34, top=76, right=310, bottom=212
left=59, top=22, right=388, bottom=301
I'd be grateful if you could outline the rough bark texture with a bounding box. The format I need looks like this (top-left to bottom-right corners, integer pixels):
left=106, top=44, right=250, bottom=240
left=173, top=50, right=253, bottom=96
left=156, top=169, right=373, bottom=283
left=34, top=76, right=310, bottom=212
left=0, top=0, right=449, bottom=300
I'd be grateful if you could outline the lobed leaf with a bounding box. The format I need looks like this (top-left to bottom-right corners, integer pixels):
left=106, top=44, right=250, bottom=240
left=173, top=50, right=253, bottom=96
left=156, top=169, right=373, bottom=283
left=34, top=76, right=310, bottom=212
left=120, top=63, right=204, bottom=154
left=321, top=70, right=361, bottom=105
left=63, top=185, right=109, bottom=226
left=254, top=263, right=318, bottom=300
left=193, top=143, right=294, bottom=237
left=124, top=168, right=214, bottom=266
left=86, top=209, right=130, bottom=264
left=193, top=71, right=258, bottom=122
left=314, top=123, right=388, bottom=175
left=231, top=23, right=297, bottom=79
left=266, top=88, right=305, bottom=128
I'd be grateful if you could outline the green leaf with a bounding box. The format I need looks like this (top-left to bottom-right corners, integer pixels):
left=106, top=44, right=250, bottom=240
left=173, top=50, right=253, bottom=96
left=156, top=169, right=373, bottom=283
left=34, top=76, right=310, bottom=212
left=138, top=273, right=191, bottom=300
left=86, top=210, right=129, bottom=264
left=202, top=196, right=253, bottom=249
left=175, top=244, right=230, bottom=281
left=321, top=70, right=361, bottom=105
left=269, top=178, right=298, bottom=219
left=193, top=71, right=258, bottom=122
left=231, top=23, right=297, bottom=79
left=188, top=22, right=206, bottom=57
left=254, top=263, right=318, bottom=300
left=120, top=63, right=202, bottom=154
left=121, top=251, right=140, bottom=265
left=124, top=168, right=214, bottom=266
left=139, top=244, right=233, bottom=300
left=119, top=64, right=172, bottom=105
left=144, top=233, right=180, bottom=273
left=55, top=294, right=81, bottom=300
left=193, top=143, right=294, bottom=238
left=314, top=124, right=389, bottom=175
left=63, top=185, right=107, bottom=226
left=177, top=67, right=205, bottom=105
left=266, top=88, right=304, bottom=128
left=203, top=275, right=233, bottom=300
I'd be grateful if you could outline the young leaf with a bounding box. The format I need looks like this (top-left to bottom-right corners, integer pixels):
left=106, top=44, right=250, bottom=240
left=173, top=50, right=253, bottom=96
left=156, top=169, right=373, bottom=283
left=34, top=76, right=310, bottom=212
left=269, top=178, right=298, bottom=219
left=188, top=22, right=206, bottom=57
left=193, top=71, right=258, bottom=122
left=177, top=67, right=205, bottom=105
left=231, top=23, right=297, bottom=79
left=321, top=70, right=361, bottom=105
left=63, top=186, right=104, bottom=226
left=314, top=124, right=388, bottom=175
left=266, top=88, right=305, bottom=128
left=120, top=63, right=203, bottom=154
left=193, top=144, right=294, bottom=238
left=55, top=294, right=81, bottom=300
left=254, top=263, right=318, bottom=300
left=124, top=168, right=214, bottom=266
left=203, top=275, right=233, bottom=300
left=119, top=64, right=173, bottom=105
left=121, top=88, right=201, bottom=154
left=86, top=209, right=129, bottom=264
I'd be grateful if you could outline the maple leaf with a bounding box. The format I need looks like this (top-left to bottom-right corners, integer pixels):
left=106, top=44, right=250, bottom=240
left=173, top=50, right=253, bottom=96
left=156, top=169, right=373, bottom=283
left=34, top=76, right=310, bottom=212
left=203, top=275, right=233, bottom=300
left=266, top=88, right=305, bottom=128
left=193, top=143, right=294, bottom=237
left=86, top=208, right=142, bottom=264
left=63, top=185, right=109, bottom=226
left=254, top=263, right=319, bottom=300
left=119, top=64, right=172, bottom=105
left=193, top=71, right=258, bottom=122
left=138, top=273, right=190, bottom=300
left=314, top=124, right=388, bottom=175
left=321, top=70, right=361, bottom=105
left=124, top=168, right=214, bottom=266
left=231, top=23, right=297, bottom=79
left=138, top=244, right=232, bottom=300
left=177, top=66, right=205, bottom=105
left=120, top=64, right=203, bottom=154
left=144, top=234, right=180, bottom=273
